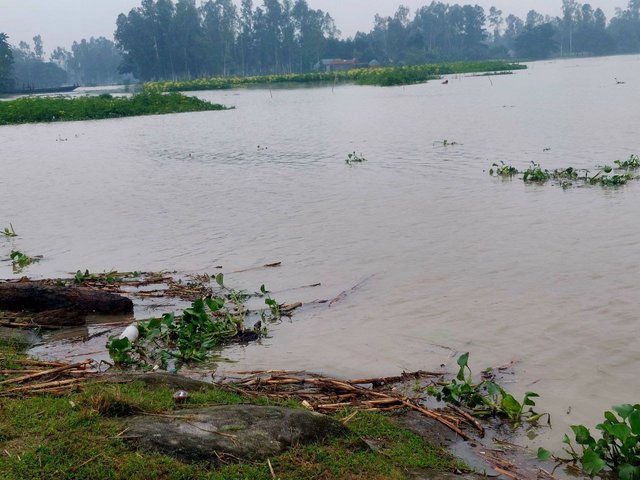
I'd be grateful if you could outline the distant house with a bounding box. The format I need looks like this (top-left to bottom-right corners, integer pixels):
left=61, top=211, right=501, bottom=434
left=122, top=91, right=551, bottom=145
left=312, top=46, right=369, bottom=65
left=317, top=58, right=357, bottom=72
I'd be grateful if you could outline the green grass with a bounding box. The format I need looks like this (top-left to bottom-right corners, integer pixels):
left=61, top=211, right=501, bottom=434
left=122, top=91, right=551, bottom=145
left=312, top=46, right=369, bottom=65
left=0, top=92, right=228, bottom=126
left=0, top=343, right=462, bottom=480
left=143, top=60, right=527, bottom=92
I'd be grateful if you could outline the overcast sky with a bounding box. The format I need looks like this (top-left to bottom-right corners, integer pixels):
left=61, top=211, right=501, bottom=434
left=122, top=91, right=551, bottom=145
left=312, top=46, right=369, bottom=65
left=1, top=0, right=628, bottom=53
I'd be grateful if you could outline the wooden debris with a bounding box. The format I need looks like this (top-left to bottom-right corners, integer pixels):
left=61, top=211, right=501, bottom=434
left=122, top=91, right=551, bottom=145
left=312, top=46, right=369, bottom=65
left=0, top=358, right=97, bottom=397
left=215, top=369, right=477, bottom=441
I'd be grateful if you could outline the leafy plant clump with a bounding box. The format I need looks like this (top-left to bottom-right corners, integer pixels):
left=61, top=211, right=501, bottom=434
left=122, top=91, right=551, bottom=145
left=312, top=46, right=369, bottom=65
left=106, top=274, right=279, bottom=369
left=345, top=152, right=367, bottom=165
left=9, top=250, right=40, bottom=272
left=143, top=60, right=526, bottom=91
left=2, top=223, right=17, bottom=237
left=490, top=161, right=519, bottom=176
left=428, top=353, right=547, bottom=426
left=490, top=154, right=640, bottom=189
left=539, top=404, right=640, bottom=479
left=0, top=92, right=228, bottom=125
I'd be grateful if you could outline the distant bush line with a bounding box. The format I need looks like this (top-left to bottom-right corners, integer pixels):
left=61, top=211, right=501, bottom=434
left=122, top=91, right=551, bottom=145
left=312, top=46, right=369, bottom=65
left=0, top=92, right=227, bottom=125
left=143, top=60, right=526, bottom=92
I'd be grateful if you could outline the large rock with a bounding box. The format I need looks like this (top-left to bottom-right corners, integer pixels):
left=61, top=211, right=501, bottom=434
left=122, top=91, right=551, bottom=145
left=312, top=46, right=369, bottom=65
left=123, top=405, right=349, bottom=464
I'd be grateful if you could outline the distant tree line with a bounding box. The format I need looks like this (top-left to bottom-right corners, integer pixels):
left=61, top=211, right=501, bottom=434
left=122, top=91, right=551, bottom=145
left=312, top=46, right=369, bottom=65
left=1, top=0, right=640, bottom=90
left=0, top=34, right=125, bottom=92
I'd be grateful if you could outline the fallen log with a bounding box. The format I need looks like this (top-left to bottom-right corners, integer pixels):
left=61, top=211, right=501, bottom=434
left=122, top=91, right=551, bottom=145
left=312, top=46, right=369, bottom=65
left=0, top=282, right=133, bottom=315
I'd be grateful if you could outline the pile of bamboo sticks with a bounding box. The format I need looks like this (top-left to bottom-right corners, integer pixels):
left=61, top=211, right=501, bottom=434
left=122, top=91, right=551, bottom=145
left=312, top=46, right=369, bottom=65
left=216, top=370, right=483, bottom=441
left=0, top=358, right=96, bottom=397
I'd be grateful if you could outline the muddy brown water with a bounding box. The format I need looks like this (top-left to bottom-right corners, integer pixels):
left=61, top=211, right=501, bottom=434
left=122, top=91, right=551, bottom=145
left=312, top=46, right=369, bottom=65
left=1, top=55, right=640, bottom=453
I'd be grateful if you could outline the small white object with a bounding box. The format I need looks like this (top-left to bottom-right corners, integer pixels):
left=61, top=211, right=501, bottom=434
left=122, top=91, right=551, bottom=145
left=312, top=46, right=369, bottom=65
left=119, top=325, right=139, bottom=343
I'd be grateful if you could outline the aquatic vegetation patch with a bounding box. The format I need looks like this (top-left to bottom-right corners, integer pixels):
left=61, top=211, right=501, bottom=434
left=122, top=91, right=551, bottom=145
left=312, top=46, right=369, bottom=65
left=143, top=60, right=526, bottom=91
left=538, top=404, right=640, bottom=479
left=8, top=250, right=41, bottom=273
left=106, top=274, right=280, bottom=369
left=345, top=152, right=367, bottom=165
left=2, top=224, right=17, bottom=238
left=427, top=353, right=547, bottom=426
left=489, top=155, right=640, bottom=188
left=0, top=92, right=228, bottom=125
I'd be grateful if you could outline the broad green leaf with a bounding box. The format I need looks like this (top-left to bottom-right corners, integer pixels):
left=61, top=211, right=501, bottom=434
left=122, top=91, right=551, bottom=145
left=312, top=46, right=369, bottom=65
left=523, top=392, right=539, bottom=406
left=581, top=449, right=606, bottom=476
left=457, top=352, right=469, bottom=369
left=216, top=273, right=225, bottom=288
left=628, top=409, right=640, bottom=435
left=109, top=337, right=131, bottom=352
left=537, top=447, right=552, bottom=461
left=604, top=411, right=619, bottom=424
left=606, top=423, right=632, bottom=443
left=617, top=464, right=640, bottom=480
left=571, top=425, right=593, bottom=445
left=613, top=404, right=634, bottom=419
left=501, top=394, right=521, bottom=418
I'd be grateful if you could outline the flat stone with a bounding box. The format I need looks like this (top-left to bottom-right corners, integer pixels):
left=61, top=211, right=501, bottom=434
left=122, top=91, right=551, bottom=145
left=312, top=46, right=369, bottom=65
left=123, top=405, right=349, bottom=464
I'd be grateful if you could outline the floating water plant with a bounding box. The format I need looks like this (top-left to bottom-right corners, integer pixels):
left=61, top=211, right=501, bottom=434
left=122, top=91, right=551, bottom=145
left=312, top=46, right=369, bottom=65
left=427, top=353, right=547, bottom=426
left=345, top=152, right=367, bottom=165
left=2, top=224, right=17, bottom=238
left=490, top=154, right=640, bottom=189
left=490, top=161, right=518, bottom=176
left=523, top=162, right=551, bottom=182
left=9, top=250, right=40, bottom=273
left=106, top=274, right=279, bottom=369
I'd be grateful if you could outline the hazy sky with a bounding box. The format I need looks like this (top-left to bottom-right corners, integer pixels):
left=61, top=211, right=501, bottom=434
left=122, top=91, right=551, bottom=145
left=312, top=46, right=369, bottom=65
left=1, top=0, right=629, bottom=53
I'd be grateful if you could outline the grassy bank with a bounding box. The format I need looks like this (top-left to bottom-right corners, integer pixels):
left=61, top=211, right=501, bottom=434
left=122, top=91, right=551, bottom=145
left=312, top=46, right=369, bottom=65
left=0, top=340, right=462, bottom=480
left=143, top=60, right=527, bottom=92
left=0, top=92, right=227, bottom=126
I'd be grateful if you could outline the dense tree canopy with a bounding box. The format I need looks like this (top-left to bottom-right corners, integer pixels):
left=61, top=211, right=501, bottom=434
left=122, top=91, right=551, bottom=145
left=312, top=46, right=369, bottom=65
left=0, top=33, right=14, bottom=91
left=4, top=0, right=640, bottom=88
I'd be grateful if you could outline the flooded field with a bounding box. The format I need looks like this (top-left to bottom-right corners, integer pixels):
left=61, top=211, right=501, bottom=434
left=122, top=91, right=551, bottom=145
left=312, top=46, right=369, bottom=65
left=1, top=54, right=640, bottom=450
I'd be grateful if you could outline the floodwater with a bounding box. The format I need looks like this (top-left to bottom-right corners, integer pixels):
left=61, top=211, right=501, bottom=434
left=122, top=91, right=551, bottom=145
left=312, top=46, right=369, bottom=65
left=1, top=55, right=640, bottom=451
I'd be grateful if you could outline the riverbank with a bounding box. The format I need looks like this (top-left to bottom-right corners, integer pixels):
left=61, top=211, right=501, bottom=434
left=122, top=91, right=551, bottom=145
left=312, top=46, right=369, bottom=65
left=0, top=338, right=471, bottom=480
left=0, top=92, right=228, bottom=126
left=143, top=60, right=526, bottom=92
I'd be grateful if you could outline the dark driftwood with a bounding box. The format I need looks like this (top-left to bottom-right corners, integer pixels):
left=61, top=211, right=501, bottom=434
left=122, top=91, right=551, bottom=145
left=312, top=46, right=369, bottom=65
left=0, top=283, right=133, bottom=315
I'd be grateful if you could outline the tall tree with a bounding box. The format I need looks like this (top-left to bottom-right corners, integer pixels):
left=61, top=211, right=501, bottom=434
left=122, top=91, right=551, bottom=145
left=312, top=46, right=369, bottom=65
left=0, top=33, right=14, bottom=91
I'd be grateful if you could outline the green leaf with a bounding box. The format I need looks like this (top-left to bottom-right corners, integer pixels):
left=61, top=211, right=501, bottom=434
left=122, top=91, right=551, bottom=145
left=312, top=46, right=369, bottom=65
left=216, top=273, right=224, bottom=288
left=581, top=449, right=606, bottom=476
left=456, top=352, right=469, bottom=380
left=605, top=423, right=632, bottom=443
left=523, top=392, right=539, bottom=406
left=614, top=404, right=634, bottom=419
left=537, top=447, right=552, bottom=461
left=628, top=409, right=640, bottom=435
left=604, top=411, right=619, bottom=424
left=501, top=394, right=521, bottom=419
left=617, top=464, right=640, bottom=480
left=571, top=425, right=594, bottom=445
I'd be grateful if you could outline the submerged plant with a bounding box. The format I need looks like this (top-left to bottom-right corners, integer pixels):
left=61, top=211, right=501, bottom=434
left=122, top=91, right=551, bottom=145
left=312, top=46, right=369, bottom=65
left=538, top=404, right=640, bottom=479
left=2, top=224, right=17, bottom=238
left=345, top=152, right=367, bottom=165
